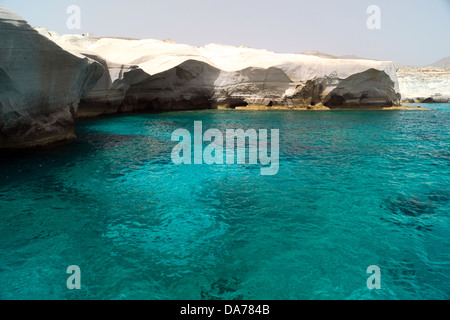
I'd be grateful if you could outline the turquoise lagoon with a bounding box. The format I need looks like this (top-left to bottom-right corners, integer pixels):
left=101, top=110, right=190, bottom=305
left=0, top=104, right=449, bottom=299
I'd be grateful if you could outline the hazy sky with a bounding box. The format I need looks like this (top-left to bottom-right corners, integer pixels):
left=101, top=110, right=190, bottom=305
left=1, top=0, right=449, bottom=66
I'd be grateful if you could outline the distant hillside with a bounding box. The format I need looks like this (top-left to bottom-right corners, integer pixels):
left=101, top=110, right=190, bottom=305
left=300, top=50, right=339, bottom=59
left=429, top=57, right=450, bottom=69
left=301, top=51, right=373, bottom=60
left=339, top=54, right=372, bottom=60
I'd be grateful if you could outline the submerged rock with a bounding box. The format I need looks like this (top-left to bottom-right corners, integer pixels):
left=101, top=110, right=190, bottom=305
left=37, top=30, right=402, bottom=115
left=0, top=6, right=103, bottom=149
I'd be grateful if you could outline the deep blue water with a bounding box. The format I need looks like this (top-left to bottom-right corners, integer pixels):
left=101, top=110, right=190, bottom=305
left=1, top=104, right=449, bottom=300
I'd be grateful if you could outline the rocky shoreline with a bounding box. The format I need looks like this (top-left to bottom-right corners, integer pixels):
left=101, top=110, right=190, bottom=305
left=398, top=66, right=449, bottom=103
left=0, top=6, right=102, bottom=150
left=232, top=105, right=431, bottom=111
left=0, top=5, right=437, bottom=150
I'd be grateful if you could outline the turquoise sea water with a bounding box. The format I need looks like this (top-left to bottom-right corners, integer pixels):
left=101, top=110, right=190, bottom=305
left=0, top=104, right=449, bottom=300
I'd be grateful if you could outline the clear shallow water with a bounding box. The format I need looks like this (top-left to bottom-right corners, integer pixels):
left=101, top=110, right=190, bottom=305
left=403, top=103, right=450, bottom=111
left=0, top=105, right=449, bottom=300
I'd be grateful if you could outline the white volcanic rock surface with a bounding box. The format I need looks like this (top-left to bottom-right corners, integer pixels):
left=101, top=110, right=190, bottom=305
left=301, top=51, right=450, bottom=103
left=57, top=33, right=398, bottom=85
left=0, top=7, right=103, bottom=149
left=36, top=30, right=397, bottom=80
left=398, top=66, right=450, bottom=102
left=35, top=29, right=401, bottom=115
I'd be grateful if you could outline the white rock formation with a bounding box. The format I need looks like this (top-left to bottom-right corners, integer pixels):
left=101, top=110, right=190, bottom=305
left=301, top=51, right=450, bottom=103
left=398, top=66, right=450, bottom=103
left=36, top=29, right=402, bottom=116
left=0, top=7, right=103, bottom=149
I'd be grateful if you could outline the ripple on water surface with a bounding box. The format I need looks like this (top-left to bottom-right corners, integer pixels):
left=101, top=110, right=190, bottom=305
left=0, top=108, right=449, bottom=299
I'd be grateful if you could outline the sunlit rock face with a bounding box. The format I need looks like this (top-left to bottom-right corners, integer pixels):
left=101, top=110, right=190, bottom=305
left=398, top=66, right=450, bottom=103
left=37, top=29, right=401, bottom=115
left=0, top=6, right=103, bottom=149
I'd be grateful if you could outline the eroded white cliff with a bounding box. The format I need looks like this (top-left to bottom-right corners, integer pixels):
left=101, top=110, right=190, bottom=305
left=0, top=7, right=103, bottom=149
left=398, top=66, right=450, bottom=103
left=36, top=29, right=402, bottom=115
